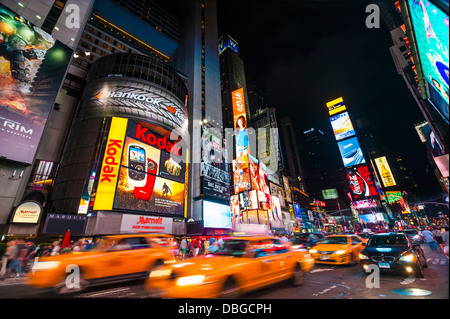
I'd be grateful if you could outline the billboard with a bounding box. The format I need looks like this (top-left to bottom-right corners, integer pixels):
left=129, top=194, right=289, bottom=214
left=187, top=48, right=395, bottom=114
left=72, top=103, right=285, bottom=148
left=337, top=136, right=366, bottom=167
left=120, top=214, right=173, bottom=234
left=385, top=191, right=411, bottom=213
left=203, top=200, right=232, bottom=229
left=232, top=88, right=249, bottom=157
left=347, top=165, right=379, bottom=201
left=326, top=97, right=346, bottom=115
left=232, top=155, right=251, bottom=193
left=201, top=125, right=230, bottom=199
left=374, top=156, right=397, bottom=187
left=94, top=117, right=187, bottom=216
left=408, top=0, right=449, bottom=119
left=270, top=182, right=286, bottom=207
left=330, top=112, right=356, bottom=141
left=353, top=199, right=377, bottom=209
left=322, top=188, right=339, bottom=200
left=0, top=4, right=71, bottom=163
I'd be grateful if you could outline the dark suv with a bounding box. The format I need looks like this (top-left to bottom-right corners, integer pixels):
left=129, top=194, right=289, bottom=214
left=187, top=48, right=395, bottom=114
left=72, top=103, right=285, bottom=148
left=359, top=232, right=428, bottom=278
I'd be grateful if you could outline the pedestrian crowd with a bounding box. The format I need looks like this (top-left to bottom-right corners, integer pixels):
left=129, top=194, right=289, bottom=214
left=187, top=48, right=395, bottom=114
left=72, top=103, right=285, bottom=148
left=421, top=226, right=449, bottom=257
left=0, top=238, right=99, bottom=279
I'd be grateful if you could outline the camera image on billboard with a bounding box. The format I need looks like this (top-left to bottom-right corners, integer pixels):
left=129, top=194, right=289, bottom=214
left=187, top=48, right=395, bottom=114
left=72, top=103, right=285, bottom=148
left=127, top=144, right=147, bottom=187
left=337, top=137, right=366, bottom=167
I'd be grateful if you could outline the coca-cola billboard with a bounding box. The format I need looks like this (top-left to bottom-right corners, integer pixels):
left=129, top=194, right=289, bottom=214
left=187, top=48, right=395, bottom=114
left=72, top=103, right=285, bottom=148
left=347, top=165, right=379, bottom=201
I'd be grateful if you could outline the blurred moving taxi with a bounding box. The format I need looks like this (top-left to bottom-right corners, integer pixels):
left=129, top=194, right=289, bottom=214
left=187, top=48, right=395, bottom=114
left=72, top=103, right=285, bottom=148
left=146, top=236, right=314, bottom=298
left=27, top=234, right=177, bottom=294
left=309, top=234, right=365, bottom=265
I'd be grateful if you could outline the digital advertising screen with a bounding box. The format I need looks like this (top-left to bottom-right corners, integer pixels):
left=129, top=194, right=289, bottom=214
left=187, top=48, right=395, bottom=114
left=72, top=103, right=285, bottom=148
left=337, top=136, right=366, bottom=167
left=232, top=88, right=249, bottom=157
left=374, top=156, right=397, bottom=187
left=408, top=0, right=449, bottom=118
left=233, top=155, right=251, bottom=193
left=203, top=200, right=232, bottom=229
left=326, top=97, right=346, bottom=115
left=322, top=188, right=339, bottom=200
left=347, top=164, right=379, bottom=201
left=94, top=117, right=187, bottom=216
left=0, top=4, right=71, bottom=163
left=330, top=111, right=356, bottom=141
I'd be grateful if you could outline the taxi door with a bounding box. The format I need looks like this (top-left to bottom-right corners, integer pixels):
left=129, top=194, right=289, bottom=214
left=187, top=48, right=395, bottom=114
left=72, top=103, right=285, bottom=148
left=101, top=238, right=138, bottom=277
left=244, top=240, right=281, bottom=290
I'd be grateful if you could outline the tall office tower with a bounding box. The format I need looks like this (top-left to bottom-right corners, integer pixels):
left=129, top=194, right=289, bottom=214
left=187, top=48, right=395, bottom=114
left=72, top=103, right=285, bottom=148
left=219, top=35, right=251, bottom=131
left=169, top=0, right=229, bottom=237
left=0, top=0, right=93, bottom=237
left=279, top=117, right=307, bottom=193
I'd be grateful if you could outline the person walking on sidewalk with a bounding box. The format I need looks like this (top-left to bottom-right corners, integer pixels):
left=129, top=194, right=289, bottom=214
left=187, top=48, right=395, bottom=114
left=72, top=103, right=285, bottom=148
left=442, top=226, right=449, bottom=257
left=422, top=227, right=438, bottom=251
left=432, top=227, right=443, bottom=245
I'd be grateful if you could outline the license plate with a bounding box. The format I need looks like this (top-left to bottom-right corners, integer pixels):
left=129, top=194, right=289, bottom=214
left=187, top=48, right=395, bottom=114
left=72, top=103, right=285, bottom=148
left=319, top=256, right=329, bottom=260
left=378, top=262, right=390, bottom=268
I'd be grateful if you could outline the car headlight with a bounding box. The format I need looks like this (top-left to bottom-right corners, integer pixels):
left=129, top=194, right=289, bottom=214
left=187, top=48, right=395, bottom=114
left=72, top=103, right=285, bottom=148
left=335, top=250, right=347, bottom=255
left=149, top=269, right=172, bottom=278
left=359, top=253, right=369, bottom=260
left=309, top=249, right=318, bottom=254
left=32, top=261, right=60, bottom=271
left=175, top=275, right=205, bottom=286
left=399, top=254, right=416, bottom=262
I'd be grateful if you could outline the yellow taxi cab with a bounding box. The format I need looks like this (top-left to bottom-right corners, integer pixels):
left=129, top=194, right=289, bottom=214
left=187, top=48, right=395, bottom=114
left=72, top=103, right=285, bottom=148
left=308, top=234, right=365, bottom=265
left=26, top=234, right=177, bottom=294
left=146, top=236, right=314, bottom=298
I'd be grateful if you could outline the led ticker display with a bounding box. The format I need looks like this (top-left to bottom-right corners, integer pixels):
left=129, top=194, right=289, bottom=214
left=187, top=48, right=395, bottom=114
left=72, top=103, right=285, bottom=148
left=337, top=137, right=366, bottom=167
left=326, top=97, right=346, bottom=115
left=374, top=156, right=396, bottom=187
left=330, top=112, right=356, bottom=141
left=408, top=0, right=449, bottom=116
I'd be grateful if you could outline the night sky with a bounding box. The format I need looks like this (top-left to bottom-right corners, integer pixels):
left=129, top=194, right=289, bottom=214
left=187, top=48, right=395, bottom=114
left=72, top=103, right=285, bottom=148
left=217, top=0, right=444, bottom=200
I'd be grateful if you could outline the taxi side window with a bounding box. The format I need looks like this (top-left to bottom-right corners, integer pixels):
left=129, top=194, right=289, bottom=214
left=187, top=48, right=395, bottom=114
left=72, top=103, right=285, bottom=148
left=351, top=236, right=362, bottom=245
left=270, top=239, right=288, bottom=254
left=252, top=240, right=277, bottom=258
left=111, top=237, right=150, bottom=251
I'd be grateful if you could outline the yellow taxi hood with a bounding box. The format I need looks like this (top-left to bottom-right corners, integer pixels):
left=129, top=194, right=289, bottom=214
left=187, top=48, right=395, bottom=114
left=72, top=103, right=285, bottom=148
left=313, top=244, right=351, bottom=252
left=165, top=255, right=236, bottom=275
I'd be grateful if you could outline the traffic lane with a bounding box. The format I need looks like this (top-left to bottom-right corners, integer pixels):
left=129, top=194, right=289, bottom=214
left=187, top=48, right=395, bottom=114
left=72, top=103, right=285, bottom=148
left=245, top=244, right=448, bottom=299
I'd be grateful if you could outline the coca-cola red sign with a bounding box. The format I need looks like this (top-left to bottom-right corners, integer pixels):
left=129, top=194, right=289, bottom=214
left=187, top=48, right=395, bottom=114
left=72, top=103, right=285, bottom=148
left=347, top=165, right=378, bottom=201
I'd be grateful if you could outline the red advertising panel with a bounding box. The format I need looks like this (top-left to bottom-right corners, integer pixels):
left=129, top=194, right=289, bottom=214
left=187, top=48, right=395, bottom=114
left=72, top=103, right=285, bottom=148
left=232, top=88, right=249, bottom=157
left=347, top=164, right=379, bottom=201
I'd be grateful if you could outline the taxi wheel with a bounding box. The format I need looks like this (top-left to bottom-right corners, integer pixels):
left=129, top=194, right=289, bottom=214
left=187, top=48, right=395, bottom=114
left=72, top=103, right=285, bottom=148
left=290, top=263, right=304, bottom=286
left=220, top=277, right=240, bottom=299
left=53, top=271, right=89, bottom=295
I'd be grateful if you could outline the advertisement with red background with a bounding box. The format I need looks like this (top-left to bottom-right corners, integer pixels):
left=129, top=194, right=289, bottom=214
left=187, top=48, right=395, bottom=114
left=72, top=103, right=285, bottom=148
left=347, top=164, right=379, bottom=201
left=112, top=120, right=186, bottom=216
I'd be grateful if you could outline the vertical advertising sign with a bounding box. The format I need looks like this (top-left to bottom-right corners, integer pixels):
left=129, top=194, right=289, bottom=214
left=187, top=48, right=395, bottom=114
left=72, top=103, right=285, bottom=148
left=94, top=117, right=128, bottom=210
left=374, top=156, right=396, bottom=187
left=326, top=97, right=346, bottom=116
left=0, top=4, right=71, bottom=163
left=232, top=88, right=249, bottom=157
left=347, top=165, right=379, bottom=201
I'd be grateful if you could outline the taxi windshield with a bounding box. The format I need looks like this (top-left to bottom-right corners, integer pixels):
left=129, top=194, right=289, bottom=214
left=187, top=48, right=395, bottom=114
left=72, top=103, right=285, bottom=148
left=320, top=237, right=348, bottom=245
left=212, top=239, right=249, bottom=257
